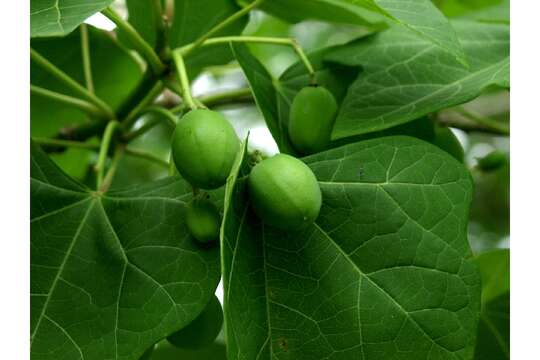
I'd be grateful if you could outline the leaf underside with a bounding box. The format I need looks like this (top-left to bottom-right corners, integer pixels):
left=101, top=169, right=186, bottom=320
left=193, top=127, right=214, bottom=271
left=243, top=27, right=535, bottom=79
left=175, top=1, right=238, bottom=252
left=30, top=143, right=221, bottom=360
left=222, top=136, right=481, bottom=360
left=30, top=0, right=114, bottom=37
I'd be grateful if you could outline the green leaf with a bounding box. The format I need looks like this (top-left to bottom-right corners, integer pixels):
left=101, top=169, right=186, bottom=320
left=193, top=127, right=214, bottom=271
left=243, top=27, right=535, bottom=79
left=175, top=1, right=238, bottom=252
left=243, top=0, right=385, bottom=28
left=230, top=43, right=295, bottom=154
left=30, top=142, right=221, bottom=360
left=31, top=0, right=114, bottom=37
left=441, top=0, right=510, bottom=23
left=222, top=136, right=480, bottom=359
left=169, top=0, right=248, bottom=78
left=31, top=26, right=143, bottom=179
left=341, top=0, right=466, bottom=63
left=473, top=250, right=509, bottom=360
left=326, top=20, right=509, bottom=139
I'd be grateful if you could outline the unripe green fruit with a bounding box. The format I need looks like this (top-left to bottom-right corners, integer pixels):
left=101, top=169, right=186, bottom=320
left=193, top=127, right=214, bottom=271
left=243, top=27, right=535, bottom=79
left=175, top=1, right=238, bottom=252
left=432, top=125, right=464, bottom=162
left=248, top=154, right=322, bottom=230
left=288, top=86, right=338, bottom=155
left=139, top=345, right=154, bottom=360
left=477, top=150, right=508, bottom=172
left=172, top=109, right=240, bottom=189
left=186, top=198, right=221, bottom=244
left=167, top=295, right=223, bottom=350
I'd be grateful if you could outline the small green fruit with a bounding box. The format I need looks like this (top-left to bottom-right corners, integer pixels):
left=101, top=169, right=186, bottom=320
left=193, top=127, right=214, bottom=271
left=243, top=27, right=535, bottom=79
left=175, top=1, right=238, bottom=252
left=186, top=198, right=221, bottom=244
left=288, top=86, right=338, bottom=154
left=139, top=345, right=154, bottom=360
left=248, top=154, right=322, bottom=230
left=477, top=150, right=508, bottom=172
left=172, top=109, right=240, bottom=189
left=432, top=125, right=464, bottom=162
left=167, top=295, right=223, bottom=350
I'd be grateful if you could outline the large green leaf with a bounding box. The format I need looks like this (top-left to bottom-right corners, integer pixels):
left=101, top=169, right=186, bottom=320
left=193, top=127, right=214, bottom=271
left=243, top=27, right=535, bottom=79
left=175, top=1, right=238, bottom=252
left=169, top=0, right=248, bottom=78
left=31, top=0, right=114, bottom=37
left=326, top=20, right=509, bottom=139
left=222, top=136, right=480, bottom=359
left=344, top=0, right=466, bottom=63
left=31, top=26, right=143, bottom=179
left=30, top=142, right=221, bottom=360
left=248, top=0, right=465, bottom=63
left=241, top=0, right=385, bottom=28
left=473, top=249, right=509, bottom=360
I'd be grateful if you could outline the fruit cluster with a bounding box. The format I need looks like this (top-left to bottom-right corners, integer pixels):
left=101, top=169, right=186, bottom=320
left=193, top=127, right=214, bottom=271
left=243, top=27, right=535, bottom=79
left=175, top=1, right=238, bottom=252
left=171, top=86, right=337, bottom=242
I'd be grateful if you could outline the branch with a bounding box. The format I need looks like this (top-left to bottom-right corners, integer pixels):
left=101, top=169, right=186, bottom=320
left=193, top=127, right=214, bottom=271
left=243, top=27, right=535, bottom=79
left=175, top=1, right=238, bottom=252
left=122, top=81, right=165, bottom=128
left=435, top=109, right=510, bottom=136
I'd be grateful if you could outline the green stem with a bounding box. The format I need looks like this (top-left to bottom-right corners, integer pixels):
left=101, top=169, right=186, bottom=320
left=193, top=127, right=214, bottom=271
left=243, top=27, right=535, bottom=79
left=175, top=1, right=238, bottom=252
left=172, top=50, right=197, bottom=110
left=125, top=147, right=169, bottom=168
left=99, top=145, right=125, bottom=192
left=179, top=36, right=315, bottom=79
left=123, top=107, right=177, bottom=141
left=31, top=137, right=100, bottom=150
left=80, top=24, right=95, bottom=93
left=455, top=107, right=510, bottom=135
left=123, top=81, right=165, bottom=128
left=31, top=85, right=103, bottom=116
left=31, top=48, right=114, bottom=118
left=170, top=87, right=253, bottom=113
left=102, top=7, right=166, bottom=75
left=185, top=0, right=265, bottom=56
left=95, top=121, right=121, bottom=188
left=145, top=106, right=178, bottom=126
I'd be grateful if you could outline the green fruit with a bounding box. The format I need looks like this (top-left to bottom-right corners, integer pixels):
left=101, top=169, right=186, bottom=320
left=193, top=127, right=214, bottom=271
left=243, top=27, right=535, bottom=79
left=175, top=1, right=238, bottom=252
left=288, top=86, right=338, bottom=154
left=167, top=295, right=223, bottom=350
left=186, top=198, right=221, bottom=244
left=432, top=125, right=464, bottom=162
left=477, top=150, right=508, bottom=172
left=248, top=154, right=322, bottom=230
left=172, top=109, right=240, bottom=189
left=139, top=345, right=154, bottom=360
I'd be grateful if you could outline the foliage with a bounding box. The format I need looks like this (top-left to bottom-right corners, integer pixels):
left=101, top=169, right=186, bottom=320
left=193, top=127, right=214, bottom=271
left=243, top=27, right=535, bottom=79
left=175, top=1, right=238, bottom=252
left=29, top=0, right=510, bottom=359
